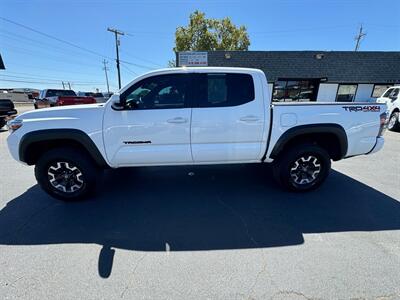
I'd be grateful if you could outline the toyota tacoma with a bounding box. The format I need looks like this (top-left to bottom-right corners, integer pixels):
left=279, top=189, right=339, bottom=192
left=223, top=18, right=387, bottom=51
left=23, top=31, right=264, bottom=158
left=7, top=67, right=387, bottom=200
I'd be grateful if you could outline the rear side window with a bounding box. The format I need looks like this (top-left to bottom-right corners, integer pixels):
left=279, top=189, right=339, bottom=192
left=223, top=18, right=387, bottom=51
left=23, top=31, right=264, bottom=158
left=196, top=73, right=255, bottom=107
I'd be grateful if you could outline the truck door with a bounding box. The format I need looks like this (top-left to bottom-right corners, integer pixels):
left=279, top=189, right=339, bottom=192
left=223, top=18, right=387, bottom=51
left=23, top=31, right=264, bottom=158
left=191, top=72, right=265, bottom=162
left=103, top=73, right=193, bottom=167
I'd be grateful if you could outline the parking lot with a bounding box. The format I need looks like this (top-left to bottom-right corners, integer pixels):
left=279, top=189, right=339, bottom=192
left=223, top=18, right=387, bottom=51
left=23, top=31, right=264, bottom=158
left=0, top=105, right=399, bottom=299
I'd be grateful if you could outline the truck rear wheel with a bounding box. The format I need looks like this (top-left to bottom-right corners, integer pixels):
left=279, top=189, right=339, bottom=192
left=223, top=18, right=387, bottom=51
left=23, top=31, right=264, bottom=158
left=35, top=148, right=99, bottom=201
left=272, top=143, right=331, bottom=192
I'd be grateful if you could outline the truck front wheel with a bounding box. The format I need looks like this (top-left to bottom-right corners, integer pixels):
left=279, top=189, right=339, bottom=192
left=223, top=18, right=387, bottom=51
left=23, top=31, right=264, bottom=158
left=272, top=144, right=331, bottom=192
left=35, top=148, right=99, bottom=201
left=387, top=112, right=400, bottom=131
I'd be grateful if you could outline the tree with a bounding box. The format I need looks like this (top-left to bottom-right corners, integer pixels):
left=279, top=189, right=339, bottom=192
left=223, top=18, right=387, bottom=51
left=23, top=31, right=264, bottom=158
left=174, top=10, right=250, bottom=52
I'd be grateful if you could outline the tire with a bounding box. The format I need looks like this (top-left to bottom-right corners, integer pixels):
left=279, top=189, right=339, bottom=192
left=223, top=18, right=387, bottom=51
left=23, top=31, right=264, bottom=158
left=0, top=118, right=6, bottom=129
left=272, top=143, right=331, bottom=192
left=34, top=147, right=100, bottom=201
left=387, top=111, right=400, bottom=132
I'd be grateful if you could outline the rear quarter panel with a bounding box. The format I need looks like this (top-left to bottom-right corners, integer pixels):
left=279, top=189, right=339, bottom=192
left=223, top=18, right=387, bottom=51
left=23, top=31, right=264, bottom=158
left=266, top=103, right=386, bottom=160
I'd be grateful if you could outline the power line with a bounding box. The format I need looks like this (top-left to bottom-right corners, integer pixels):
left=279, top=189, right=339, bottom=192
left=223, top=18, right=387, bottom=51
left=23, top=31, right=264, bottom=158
left=0, top=17, right=160, bottom=79
left=0, top=74, right=103, bottom=84
left=0, top=17, right=108, bottom=59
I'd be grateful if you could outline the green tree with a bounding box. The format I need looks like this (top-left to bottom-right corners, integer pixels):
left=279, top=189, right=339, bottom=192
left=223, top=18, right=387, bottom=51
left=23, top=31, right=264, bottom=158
left=174, top=10, right=250, bottom=52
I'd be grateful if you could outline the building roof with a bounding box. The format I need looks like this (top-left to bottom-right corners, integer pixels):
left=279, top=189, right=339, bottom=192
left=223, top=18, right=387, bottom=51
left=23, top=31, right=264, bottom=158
left=177, top=51, right=400, bottom=84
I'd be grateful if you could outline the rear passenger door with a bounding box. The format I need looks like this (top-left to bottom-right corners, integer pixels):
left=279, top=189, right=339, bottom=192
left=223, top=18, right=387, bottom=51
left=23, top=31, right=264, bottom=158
left=191, top=72, right=265, bottom=163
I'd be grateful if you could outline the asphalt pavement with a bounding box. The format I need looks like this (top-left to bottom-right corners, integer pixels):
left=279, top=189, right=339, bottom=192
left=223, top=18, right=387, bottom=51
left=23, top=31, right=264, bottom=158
left=0, top=105, right=399, bottom=299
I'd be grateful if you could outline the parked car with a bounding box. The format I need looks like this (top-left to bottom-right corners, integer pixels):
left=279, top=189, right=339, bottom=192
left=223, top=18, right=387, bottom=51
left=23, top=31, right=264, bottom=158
left=34, top=89, right=96, bottom=109
left=377, top=86, right=400, bottom=131
left=7, top=67, right=387, bottom=201
left=0, top=99, right=17, bottom=129
left=77, top=92, right=106, bottom=103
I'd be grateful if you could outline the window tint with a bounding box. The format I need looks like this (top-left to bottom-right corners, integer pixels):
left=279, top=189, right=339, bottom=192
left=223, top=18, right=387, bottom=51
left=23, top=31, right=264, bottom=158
left=372, top=85, right=393, bottom=98
left=197, top=73, right=254, bottom=107
left=392, top=88, right=399, bottom=98
left=123, top=74, right=189, bottom=109
left=46, top=90, right=76, bottom=97
left=382, top=88, right=394, bottom=98
left=272, top=79, right=317, bottom=102
left=336, top=84, right=357, bottom=102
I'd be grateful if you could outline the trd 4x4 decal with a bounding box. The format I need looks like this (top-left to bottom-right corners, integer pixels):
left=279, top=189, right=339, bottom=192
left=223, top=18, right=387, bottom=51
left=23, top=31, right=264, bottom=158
left=342, top=105, right=380, bottom=112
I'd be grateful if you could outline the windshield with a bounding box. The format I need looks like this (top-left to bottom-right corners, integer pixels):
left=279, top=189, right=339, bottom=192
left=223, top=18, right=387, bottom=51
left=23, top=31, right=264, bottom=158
left=46, top=90, right=76, bottom=97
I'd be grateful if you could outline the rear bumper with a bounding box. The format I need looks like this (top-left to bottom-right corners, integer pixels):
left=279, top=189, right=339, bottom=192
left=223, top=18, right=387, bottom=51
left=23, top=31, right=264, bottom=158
left=367, top=137, right=384, bottom=154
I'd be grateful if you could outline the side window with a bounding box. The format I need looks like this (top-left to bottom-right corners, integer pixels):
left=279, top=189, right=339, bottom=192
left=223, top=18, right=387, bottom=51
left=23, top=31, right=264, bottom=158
left=122, top=74, right=189, bottom=110
left=197, top=73, right=255, bottom=107
left=336, top=84, right=357, bottom=102
left=392, top=88, right=399, bottom=98
left=383, top=88, right=394, bottom=98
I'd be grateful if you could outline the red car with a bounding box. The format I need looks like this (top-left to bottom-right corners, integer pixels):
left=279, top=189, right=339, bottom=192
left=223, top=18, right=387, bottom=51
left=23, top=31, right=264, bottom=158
left=34, top=89, right=96, bottom=109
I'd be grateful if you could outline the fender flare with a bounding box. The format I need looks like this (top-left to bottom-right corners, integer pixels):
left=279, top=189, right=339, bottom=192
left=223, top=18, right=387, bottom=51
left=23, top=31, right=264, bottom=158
left=19, top=129, right=108, bottom=167
left=268, top=124, right=348, bottom=160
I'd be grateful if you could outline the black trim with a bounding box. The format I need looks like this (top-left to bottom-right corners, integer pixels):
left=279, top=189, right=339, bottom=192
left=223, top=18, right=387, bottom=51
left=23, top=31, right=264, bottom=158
left=273, top=102, right=387, bottom=106
left=19, top=129, right=108, bottom=167
left=269, top=124, right=348, bottom=160
left=261, top=105, right=274, bottom=162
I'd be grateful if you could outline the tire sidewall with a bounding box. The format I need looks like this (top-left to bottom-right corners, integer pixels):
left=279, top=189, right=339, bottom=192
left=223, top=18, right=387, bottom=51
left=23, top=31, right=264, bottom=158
left=35, top=148, right=98, bottom=201
left=276, top=144, right=331, bottom=192
left=388, top=112, right=399, bottom=131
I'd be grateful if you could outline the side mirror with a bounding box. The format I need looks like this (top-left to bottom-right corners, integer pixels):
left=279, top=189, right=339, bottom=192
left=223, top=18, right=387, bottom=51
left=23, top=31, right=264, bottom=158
left=111, top=95, right=124, bottom=111
left=111, top=101, right=124, bottom=111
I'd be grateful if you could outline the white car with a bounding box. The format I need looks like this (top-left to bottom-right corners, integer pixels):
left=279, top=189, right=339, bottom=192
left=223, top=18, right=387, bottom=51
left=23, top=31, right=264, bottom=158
left=377, top=86, right=400, bottom=131
left=7, top=67, right=387, bottom=201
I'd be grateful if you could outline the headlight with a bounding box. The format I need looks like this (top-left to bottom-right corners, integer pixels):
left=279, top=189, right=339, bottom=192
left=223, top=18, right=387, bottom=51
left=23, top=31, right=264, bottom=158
left=7, top=119, right=23, bottom=132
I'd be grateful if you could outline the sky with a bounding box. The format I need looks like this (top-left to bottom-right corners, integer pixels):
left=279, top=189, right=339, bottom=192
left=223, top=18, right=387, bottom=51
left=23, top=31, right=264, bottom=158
left=0, top=0, right=399, bottom=92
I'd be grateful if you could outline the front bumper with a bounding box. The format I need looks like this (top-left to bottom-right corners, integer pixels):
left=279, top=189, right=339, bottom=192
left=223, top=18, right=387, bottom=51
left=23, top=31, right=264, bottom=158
left=368, top=137, right=384, bottom=154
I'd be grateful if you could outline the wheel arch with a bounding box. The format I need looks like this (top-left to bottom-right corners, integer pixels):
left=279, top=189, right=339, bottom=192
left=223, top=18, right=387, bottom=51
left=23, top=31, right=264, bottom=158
left=19, top=129, right=108, bottom=167
left=269, top=124, right=348, bottom=161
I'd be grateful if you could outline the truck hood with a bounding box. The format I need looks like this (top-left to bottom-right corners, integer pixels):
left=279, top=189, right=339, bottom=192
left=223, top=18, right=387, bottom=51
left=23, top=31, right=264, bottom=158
left=16, top=103, right=105, bottom=121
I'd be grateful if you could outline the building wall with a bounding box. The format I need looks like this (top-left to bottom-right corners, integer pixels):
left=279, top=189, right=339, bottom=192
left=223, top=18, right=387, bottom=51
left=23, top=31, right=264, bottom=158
left=355, top=84, right=374, bottom=102
left=267, top=83, right=274, bottom=100
left=316, top=83, right=338, bottom=102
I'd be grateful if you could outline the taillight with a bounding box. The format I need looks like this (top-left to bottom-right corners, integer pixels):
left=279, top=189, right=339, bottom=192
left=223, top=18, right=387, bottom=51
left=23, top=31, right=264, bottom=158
left=378, top=112, right=388, bottom=137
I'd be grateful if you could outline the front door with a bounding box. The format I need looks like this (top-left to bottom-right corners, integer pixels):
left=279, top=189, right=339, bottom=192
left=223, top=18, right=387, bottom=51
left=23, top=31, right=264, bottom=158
left=103, top=74, right=192, bottom=167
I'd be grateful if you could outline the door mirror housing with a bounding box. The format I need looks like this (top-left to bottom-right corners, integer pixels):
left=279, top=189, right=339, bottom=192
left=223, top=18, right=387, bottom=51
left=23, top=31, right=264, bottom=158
left=111, top=95, right=125, bottom=111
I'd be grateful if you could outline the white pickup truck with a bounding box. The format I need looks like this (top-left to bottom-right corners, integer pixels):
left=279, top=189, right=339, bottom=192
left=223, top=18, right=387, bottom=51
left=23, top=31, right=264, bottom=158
left=7, top=67, right=387, bottom=201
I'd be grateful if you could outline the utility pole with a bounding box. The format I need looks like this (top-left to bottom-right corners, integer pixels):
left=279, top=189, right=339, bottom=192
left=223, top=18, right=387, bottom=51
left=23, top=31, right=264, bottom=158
left=354, top=24, right=367, bottom=51
left=102, top=59, right=110, bottom=93
left=67, top=82, right=71, bottom=90
left=62, top=81, right=65, bottom=89
left=107, top=27, right=124, bottom=89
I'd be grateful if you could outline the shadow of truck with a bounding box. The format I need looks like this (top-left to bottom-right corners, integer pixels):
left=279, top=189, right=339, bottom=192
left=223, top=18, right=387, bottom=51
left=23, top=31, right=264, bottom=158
left=0, top=164, right=399, bottom=277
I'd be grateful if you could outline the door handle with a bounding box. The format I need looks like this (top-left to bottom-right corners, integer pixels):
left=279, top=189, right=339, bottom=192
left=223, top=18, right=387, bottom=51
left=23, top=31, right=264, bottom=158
left=240, top=115, right=260, bottom=122
left=167, top=117, right=188, bottom=124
